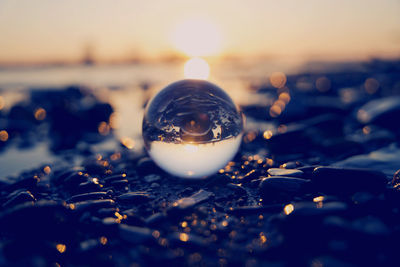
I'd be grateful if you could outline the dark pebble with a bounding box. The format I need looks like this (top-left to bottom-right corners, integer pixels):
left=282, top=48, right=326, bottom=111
left=136, top=157, right=163, bottom=176
left=311, top=167, right=388, bottom=195
left=357, top=96, right=400, bottom=131
left=71, top=199, right=115, bottom=212
left=119, top=224, right=153, bottom=245
left=2, top=191, right=36, bottom=208
left=259, top=176, right=310, bottom=203
left=67, top=192, right=108, bottom=203
left=267, top=168, right=304, bottom=178
left=118, top=192, right=151, bottom=204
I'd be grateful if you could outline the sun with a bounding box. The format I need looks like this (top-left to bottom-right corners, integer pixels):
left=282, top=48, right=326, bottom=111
left=171, top=18, right=222, bottom=57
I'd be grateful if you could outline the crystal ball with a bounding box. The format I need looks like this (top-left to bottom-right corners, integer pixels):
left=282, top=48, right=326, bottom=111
left=142, top=79, right=243, bottom=178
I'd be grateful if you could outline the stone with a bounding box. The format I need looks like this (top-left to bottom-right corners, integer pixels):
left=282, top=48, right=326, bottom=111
left=267, top=168, right=304, bottom=178
left=312, top=167, right=387, bottom=195
left=357, top=96, right=400, bottom=130
left=259, top=176, right=310, bottom=203
left=333, top=145, right=400, bottom=176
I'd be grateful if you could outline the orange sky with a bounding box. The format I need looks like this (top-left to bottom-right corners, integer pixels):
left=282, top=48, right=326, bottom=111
left=0, top=0, right=399, bottom=63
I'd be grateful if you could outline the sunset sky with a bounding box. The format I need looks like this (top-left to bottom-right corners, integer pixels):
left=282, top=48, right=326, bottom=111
left=0, top=0, right=399, bottom=63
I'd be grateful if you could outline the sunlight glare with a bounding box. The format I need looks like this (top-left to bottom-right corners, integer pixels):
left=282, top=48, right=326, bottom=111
left=171, top=18, right=222, bottom=57
left=184, top=57, right=210, bottom=80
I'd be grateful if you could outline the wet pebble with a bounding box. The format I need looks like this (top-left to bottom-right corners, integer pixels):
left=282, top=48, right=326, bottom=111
left=259, top=176, right=310, bottom=203
left=119, top=224, right=153, bottom=245
left=71, top=199, right=115, bottom=212
left=267, top=168, right=304, bottom=178
left=117, top=192, right=151, bottom=204
left=67, top=192, right=108, bottom=203
left=357, top=96, right=400, bottom=131
left=2, top=191, right=36, bottom=208
left=312, top=167, right=387, bottom=195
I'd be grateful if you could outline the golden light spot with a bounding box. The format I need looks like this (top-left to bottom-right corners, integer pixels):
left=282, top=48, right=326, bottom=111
left=266, top=158, right=274, bottom=166
left=43, top=166, right=51, bottom=174
left=284, top=204, right=294, bottom=215
left=259, top=233, right=267, bottom=244
left=69, top=204, right=75, bottom=210
left=258, top=215, right=264, bottom=220
left=98, top=121, right=110, bottom=135
left=184, top=144, right=198, bottom=153
left=189, top=253, right=202, bottom=262
left=363, top=126, right=371, bottom=135
left=179, top=233, right=189, bottom=242
left=313, top=196, right=324, bottom=202
left=263, top=130, right=273, bottom=140
left=218, top=169, right=225, bottom=174
left=152, top=230, right=160, bottom=239
left=0, top=130, right=9, bottom=142
left=56, top=244, right=66, bottom=253
left=110, top=152, right=121, bottom=161
left=277, top=124, right=287, bottom=133
left=181, top=221, right=188, bottom=228
left=221, top=220, right=228, bottom=227
left=229, top=230, right=237, bottom=239
left=34, top=107, right=46, bottom=120
left=244, top=131, right=257, bottom=143
left=269, top=105, right=282, bottom=117
left=120, top=137, right=135, bottom=149
left=100, top=236, right=108, bottom=245
left=364, top=78, right=380, bottom=94
left=279, top=92, right=291, bottom=104
left=115, top=212, right=124, bottom=223
left=0, top=96, right=4, bottom=110
left=92, top=178, right=99, bottom=184
left=274, top=99, right=286, bottom=110
left=315, top=76, right=331, bottom=92
left=269, top=72, right=287, bottom=89
left=184, top=57, right=210, bottom=80
left=159, top=238, right=168, bottom=246
left=109, top=112, right=119, bottom=129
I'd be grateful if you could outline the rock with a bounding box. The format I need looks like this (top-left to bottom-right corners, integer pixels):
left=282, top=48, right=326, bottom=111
left=333, top=145, right=400, bottom=176
left=311, top=167, right=387, bottom=195
left=2, top=191, right=36, bottom=208
left=0, top=200, right=72, bottom=239
left=259, top=176, right=310, bottom=203
left=357, top=96, right=400, bottom=130
left=144, top=174, right=161, bottom=183
left=145, top=212, right=166, bottom=226
left=267, top=168, right=304, bottom=178
left=237, top=169, right=262, bottom=183
left=67, top=192, right=108, bottom=203
left=119, top=224, right=153, bottom=245
left=117, top=192, right=151, bottom=204
left=5, top=176, right=39, bottom=192
left=227, top=204, right=283, bottom=216
left=71, top=199, right=115, bottom=212
left=136, top=157, right=163, bottom=176
left=391, top=169, right=400, bottom=190
left=167, top=190, right=213, bottom=216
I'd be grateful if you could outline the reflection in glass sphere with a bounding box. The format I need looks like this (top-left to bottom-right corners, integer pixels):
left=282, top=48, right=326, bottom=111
left=142, top=79, right=243, bottom=178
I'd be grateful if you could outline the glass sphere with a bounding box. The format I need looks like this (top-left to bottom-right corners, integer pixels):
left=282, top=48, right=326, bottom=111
left=142, top=79, right=243, bottom=178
